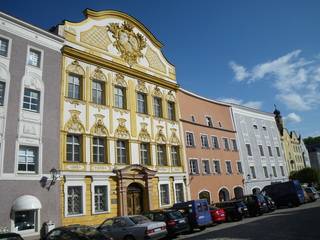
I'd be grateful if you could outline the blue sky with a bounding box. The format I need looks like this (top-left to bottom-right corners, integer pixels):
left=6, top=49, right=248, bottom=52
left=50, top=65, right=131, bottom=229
left=2, top=0, right=320, bottom=137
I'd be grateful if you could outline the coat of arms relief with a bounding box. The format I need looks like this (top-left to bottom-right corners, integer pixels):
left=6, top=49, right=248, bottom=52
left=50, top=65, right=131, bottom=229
left=107, top=21, right=146, bottom=66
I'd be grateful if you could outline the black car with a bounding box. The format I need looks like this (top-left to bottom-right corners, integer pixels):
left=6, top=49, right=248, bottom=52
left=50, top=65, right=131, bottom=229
left=42, top=225, right=112, bottom=240
left=144, top=209, right=189, bottom=237
left=214, top=200, right=248, bottom=221
left=263, top=195, right=276, bottom=212
left=0, top=232, right=24, bottom=240
left=242, top=194, right=269, bottom=217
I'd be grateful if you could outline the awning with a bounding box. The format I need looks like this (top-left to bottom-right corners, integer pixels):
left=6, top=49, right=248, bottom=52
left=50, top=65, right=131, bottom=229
left=12, top=195, right=42, bottom=211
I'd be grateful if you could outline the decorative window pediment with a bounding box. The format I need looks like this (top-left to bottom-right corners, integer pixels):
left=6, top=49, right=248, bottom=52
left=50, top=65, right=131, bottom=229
left=136, top=80, right=148, bottom=93
left=23, top=72, right=43, bottom=91
left=166, top=91, right=175, bottom=102
left=152, top=86, right=162, bottom=97
left=64, top=110, right=85, bottom=133
left=170, top=128, right=180, bottom=145
left=91, top=67, right=107, bottom=81
left=66, top=60, right=85, bottom=76
left=138, top=122, right=151, bottom=141
left=113, top=73, right=127, bottom=88
left=90, top=114, right=108, bottom=136
left=155, top=125, right=166, bottom=143
left=115, top=118, right=130, bottom=139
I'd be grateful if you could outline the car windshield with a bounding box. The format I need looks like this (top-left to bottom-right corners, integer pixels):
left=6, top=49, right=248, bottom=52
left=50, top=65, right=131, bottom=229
left=167, top=211, right=183, bottom=219
left=129, top=215, right=151, bottom=224
left=305, top=188, right=312, bottom=193
left=70, top=226, right=101, bottom=236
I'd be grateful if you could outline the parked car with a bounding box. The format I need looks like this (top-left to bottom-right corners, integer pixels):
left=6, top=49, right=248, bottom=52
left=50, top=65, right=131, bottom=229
left=263, top=195, right=276, bottom=212
left=241, top=194, right=268, bottom=217
left=262, top=180, right=305, bottom=207
left=304, top=187, right=320, bottom=201
left=98, top=215, right=166, bottom=240
left=172, top=199, right=212, bottom=231
left=42, top=225, right=112, bottom=240
left=303, top=188, right=312, bottom=203
left=0, top=232, right=24, bottom=240
left=143, top=209, right=189, bottom=237
left=208, top=206, right=226, bottom=223
left=214, top=200, right=248, bottom=221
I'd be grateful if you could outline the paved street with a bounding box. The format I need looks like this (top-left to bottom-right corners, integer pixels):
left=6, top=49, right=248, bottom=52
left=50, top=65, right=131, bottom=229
left=178, top=200, right=320, bottom=240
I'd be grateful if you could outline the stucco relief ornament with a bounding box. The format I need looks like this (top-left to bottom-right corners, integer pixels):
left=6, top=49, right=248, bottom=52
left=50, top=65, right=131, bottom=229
left=155, top=126, right=166, bottom=143
left=170, top=128, right=180, bottom=145
left=138, top=123, right=151, bottom=141
left=91, top=114, right=108, bottom=136
left=64, top=110, right=85, bottom=133
left=107, top=21, right=146, bottom=66
left=115, top=118, right=130, bottom=139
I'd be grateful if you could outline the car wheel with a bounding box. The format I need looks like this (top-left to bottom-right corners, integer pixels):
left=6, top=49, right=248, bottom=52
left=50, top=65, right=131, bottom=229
left=199, top=226, right=206, bottom=231
left=124, top=235, right=135, bottom=240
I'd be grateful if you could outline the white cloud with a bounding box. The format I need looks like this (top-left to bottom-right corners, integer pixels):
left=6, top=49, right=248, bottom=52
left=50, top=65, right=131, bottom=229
left=284, top=112, right=302, bottom=123
left=219, top=98, right=262, bottom=109
left=229, top=50, right=320, bottom=111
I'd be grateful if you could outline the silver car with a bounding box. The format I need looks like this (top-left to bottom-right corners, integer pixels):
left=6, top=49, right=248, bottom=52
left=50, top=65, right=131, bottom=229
left=305, top=187, right=320, bottom=201
left=98, top=215, right=167, bottom=240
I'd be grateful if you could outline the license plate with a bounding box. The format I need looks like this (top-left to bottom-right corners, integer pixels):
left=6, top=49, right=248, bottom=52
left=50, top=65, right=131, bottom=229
left=154, top=228, right=161, bottom=232
left=179, top=219, right=185, bottom=223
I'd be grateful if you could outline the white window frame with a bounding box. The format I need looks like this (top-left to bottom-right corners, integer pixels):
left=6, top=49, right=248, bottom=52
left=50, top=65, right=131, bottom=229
left=11, top=208, right=40, bottom=236
left=91, top=177, right=110, bottom=214
left=231, top=139, right=238, bottom=151
left=17, top=145, right=39, bottom=174
left=236, top=161, right=243, bottom=174
left=205, top=115, right=213, bottom=127
left=246, top=143, right=252, bottom=156
left=189, top=159, right=199, bottom=174
left=211, top=135, right=220, bottom=149
left=173, top=181, right=186, bottom=204
left=0, top=34, right=12, bottom=59
left=200, top=134, right=209, bottom=148
left=212, top=159, right=221, bottom=174
left=158, top=181, right=171, bottom=207
left=225, top=160, right=232, bottom=175
left=263, top=166, right=269, bottom=178
left=272, top=166, right=277, bottom=177
left=250, top=166, right=257, bottom=179
left=186, top=131, right=196, bottom=147
left=202, top=159, right=211, bottom=174
left=64, top=178, right=86, bottom=217
left=26, top=45, right=43, bottom=69
left=222, top=137, right=230, bottom=151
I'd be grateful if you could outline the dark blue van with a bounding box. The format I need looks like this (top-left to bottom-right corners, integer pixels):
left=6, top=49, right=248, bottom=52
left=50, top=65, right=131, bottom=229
left=172, top=199, right=212, bottom=231
left=262, top=180, right=304, bottom=207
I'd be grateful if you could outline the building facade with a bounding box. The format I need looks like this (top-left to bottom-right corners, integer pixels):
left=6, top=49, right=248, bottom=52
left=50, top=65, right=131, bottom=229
left=306, top=144, right=320, bottom=170
left=56, top=9, right=188, bottom=226
left=300, top=140, right=311, bottom=168
left=274, top=108, right=306, bottom=173
left=0, top=12, right=63, bottom=238
left=178, top=89, right=243, bottom=203
left=231, top=105, right=288, bottom=194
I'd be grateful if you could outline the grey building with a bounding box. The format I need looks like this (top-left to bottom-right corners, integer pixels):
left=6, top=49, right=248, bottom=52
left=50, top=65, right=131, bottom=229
left=300, top=141, right=311, bottom=168
left=231, top=105, right=288, bottom=194
left=306, top=144, right=320, bottom=170
left=0, top=12, right=63, bottom=239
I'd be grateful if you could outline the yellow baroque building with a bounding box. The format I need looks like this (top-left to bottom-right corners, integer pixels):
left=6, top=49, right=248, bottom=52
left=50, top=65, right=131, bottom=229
left=56, top=9, right=188, bottom=226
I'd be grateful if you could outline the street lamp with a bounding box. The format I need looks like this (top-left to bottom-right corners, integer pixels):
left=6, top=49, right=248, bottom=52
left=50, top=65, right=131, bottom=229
left=47, top=168, right=61, bottom=190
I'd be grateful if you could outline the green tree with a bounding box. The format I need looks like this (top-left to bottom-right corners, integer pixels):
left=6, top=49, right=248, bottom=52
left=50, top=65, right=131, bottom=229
left=289, top=167, right=320, bottom=184
left=304, top=136, right=320, bottom=145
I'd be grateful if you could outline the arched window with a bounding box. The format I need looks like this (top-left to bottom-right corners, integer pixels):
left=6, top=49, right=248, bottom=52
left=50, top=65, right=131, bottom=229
left=199, top=191, right=211, bottom=204
left=218, top=188, right=230, bottom=202
left=234, top=187, right=244, bottom=199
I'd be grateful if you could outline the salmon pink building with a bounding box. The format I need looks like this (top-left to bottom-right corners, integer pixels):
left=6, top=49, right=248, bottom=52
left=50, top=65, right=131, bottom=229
left=178, top=89, right=244, bottom=203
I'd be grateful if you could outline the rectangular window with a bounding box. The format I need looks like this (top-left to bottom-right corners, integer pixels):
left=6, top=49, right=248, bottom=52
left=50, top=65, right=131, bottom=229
left=226, top=161, right=232, bottom=174
left=0, top=81, right=6, bottom=106
left=191, top=115, right=196, bottom=122
left=213, top=160, right=221, bottom=174
left=201, top=135, right=209, bottom=148
left=189, top=159, right=199, bottom=174
left=202, top=160, right=210, bottom=174
left=167, top=101, right=176, bottom=120
left=175, top=183, right=184, bottom=203
left=211, top=136, right=220, bottom=149
left=67, top=186, right=83, bottom=215
left=14, top=210, right=36, bottom=231
left=280, top=166, right=285, bottom=176
left=246, top=144, right=252, bottom=156
left=276, top=147, right=281, bottom=157
left=116, top=140, right=128, bottom=164
left=153, top=97, right=162, bottom=117
left=223, top=138, right=230, bottom=151
left=137, top=92, right=147, bottom=114
left=272, top=166, right=277, bottom=177
left=114, top=86, right=126, bottom=109
left=231, top=139, right=238, bottom=151
left=186, top=132, right=195, bottom=147
left=0, top=37, right=9, bottom=57
left=93, top=137, right=105, bottom=163
left=68, top=74, right=81, bottom=99
left=23, top=88, right=40, bottom=112
left=205, top=116, right=213, bottom=127
left=263, top=166, right=269, bottom=178
left=140, top=143, right=150, bottom=165
left=171, top=146, right=180, bottom=166
left=237, top=161, right=243, bottom=174
left=94, top=185, right=108, bottom=212
left=67, top=135, right=81, bottom=162
left=28, top=48, right=41, bottom=67
left=250, top=166, right=256, bottom=179
left=259, top=145, right=264, bottom=156
left=268, top=146, right=273, bottom=156
left=18, top=146, right=38, bottom=173
left=160, top=184, right=170, bottom=206
left=157, top=144, right=167, bottom=166
left=92, top=80, right=104, bottom=104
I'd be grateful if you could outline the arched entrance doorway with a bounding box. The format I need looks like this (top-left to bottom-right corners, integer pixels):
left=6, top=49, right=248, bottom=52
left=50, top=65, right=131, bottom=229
left=234, top=187, right=244, bottom=199
left=252, top=187, right=261, bottom=195
left=199, top=191, right=211, bottom=204
left=127, top=183, right=143, bottom=215
left=218, top=188, right=230, bottom=202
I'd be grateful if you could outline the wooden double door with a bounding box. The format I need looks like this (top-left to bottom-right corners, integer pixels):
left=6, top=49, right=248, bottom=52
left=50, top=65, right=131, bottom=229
left=127, top=183, right=143, bottom=215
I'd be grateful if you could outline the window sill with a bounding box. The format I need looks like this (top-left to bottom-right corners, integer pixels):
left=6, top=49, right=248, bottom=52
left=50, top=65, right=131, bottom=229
left=92, top=210, right=110, bottom=215
left=17, top=171, right=38, bottom=175
left=201, top=147, right=210, bottom=149
left=113, top=106, right=129, bottom=111
left=65, top=213, right=85, bottom=218
left=90, top=102, right=108, bottom=107
left=189, top=173, right=200, bottom=176
left=186, top=145, right=196, bottom=148
left=22, top=108, right=40, bottom=114
left=65, top=98, right=85, bottom=104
